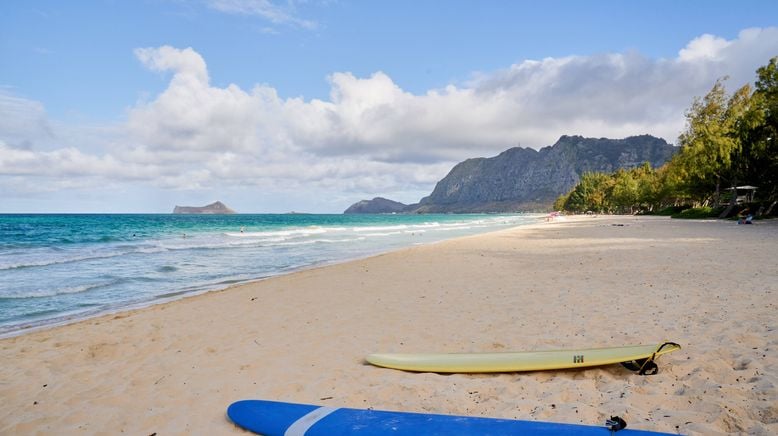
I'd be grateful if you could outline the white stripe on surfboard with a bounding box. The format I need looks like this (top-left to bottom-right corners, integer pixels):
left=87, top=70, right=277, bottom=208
left=284, top=406, right=339, bottom=436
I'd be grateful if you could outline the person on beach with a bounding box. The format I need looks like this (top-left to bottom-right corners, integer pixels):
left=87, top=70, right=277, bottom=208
left=737, top=208, right=753, bottom=224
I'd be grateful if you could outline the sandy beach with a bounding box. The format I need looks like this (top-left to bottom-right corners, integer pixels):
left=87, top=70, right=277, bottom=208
left=1, top=215, right=776, bottom=435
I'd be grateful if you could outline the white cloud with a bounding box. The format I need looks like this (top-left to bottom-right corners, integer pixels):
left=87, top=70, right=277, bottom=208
left=205, top=0, right=317, bottom=29
left=0, top=140, right=152, bottom=180
left=0, top=90, right=53, bottom=150
left=679, top=34, right=731, bottom=62
left=134, top=46, right=209, bottom=84
left=2, top=28, right=778, bottom=211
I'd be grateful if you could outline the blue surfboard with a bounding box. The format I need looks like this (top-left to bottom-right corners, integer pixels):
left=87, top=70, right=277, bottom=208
left=227, top=399, right=674, bottom=435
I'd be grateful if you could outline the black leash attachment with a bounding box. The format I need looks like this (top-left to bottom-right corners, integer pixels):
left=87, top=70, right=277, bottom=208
left=621, top=341, right=680, bottom=375
left=606, top=416, right=627, bottom=432
left=621, top=358, right=659, bottom=375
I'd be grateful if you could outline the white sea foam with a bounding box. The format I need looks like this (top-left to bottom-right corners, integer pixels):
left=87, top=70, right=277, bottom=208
left=0, top=282, right=110, bottom=299
left=352, top=225, right=409, bottom=233
left=0, top=250, right=148, bottom=271
left=363, top=232, right=404, bottom=237
left=225, top=227, right=328, bottom=238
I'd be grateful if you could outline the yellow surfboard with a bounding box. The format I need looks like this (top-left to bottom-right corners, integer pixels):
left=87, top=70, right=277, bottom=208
left=366, top=342, right=680, bottom=374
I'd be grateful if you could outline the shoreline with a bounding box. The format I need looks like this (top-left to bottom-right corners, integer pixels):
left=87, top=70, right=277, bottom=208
left=0, top=214, right=545, bottom=339
left=1, top=215, right=776, bottom=434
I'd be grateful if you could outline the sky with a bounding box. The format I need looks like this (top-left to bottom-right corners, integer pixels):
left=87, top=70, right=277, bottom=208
left=1, top=1, right=778, bottom=213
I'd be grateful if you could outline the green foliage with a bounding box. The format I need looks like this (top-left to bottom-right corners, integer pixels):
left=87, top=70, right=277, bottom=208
left=655, top=206, right=687, bottom=216
left=747, top=57, right=778, bottom=200
left=556, top=57, right=778, bottom=217
left=558, top=164, right=666, bottom=214
left=671, top=207, right=721, bottom=219
left=611, top=169, right=639, bottom=213
left=561, top=172, right=615, bottom=213
left=553, top=192, right=569, bottom=211
left=673, top=79, right=751, bottom=204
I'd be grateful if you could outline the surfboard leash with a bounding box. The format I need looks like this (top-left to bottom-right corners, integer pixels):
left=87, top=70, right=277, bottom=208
left=621, top=341, right=680, bottom=375
left=620, top=357, right=658, bottom=375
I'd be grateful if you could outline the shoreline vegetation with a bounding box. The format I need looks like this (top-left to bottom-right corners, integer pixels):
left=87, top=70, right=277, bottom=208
left=555, top=57, right=778, bottom=221
left=1, top=215, right=776, bottom=434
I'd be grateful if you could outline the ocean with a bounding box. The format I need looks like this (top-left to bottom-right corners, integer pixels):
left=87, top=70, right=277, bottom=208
left=0, top=213, right=538, bottom=335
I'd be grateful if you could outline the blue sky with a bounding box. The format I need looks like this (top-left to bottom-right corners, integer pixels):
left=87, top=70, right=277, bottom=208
left=1, top=1, right=778, bottom=212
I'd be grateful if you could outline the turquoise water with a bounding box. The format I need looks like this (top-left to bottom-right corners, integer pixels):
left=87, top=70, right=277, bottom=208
left=0, top=213, right=537, bottom=335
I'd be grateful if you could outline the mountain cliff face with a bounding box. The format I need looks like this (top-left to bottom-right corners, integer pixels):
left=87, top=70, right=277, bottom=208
left=343, top=135, right=676, bottom=213
left=173, top=201, right=236, bottom=214
left=343, top=197, right=408, bottom=214
left=414, top=135, right=676, bottom=212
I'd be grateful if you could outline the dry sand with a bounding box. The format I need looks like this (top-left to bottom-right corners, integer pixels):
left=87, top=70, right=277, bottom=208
left=1, top=215, right=776, bottom=435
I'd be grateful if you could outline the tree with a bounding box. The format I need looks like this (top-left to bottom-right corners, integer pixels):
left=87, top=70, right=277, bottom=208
left=611, top=168, right=639, bottom=213
left=562, top=172, right=614, bottom=213
left=553, top=192, right=569, bottom=211
left=652, top=162, right=687, bottom=208
left=746, top=57, right=778, bottom=202
left=674, top=79, right=748, bottom=205
left=632, top=162, right=662, bottom=212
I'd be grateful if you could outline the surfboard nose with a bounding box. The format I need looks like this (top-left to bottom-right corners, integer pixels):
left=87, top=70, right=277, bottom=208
left=228, top=399, right=320, bottom=435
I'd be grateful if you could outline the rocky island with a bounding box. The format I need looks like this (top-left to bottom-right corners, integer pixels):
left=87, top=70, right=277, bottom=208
left=172, top=201, right=236, bottom=214
left=343, top=197, right=408, bottom=214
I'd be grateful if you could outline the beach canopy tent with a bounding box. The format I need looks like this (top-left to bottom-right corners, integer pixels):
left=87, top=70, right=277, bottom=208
left=727, top=186, right=758, bottom=204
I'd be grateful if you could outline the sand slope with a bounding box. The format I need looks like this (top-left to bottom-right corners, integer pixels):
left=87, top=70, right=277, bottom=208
left=1, top=216, right=776, bottom=435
